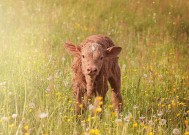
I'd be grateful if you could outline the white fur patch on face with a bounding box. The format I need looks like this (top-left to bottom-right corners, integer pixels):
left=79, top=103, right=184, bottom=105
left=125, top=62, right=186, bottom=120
left=91, top=45, right=96, bottom=51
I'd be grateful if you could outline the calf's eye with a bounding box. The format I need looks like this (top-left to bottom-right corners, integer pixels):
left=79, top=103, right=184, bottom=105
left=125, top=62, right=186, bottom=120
left=100, top=57, right=104, bottom=60
left=82, top=55, right=85, bottom=58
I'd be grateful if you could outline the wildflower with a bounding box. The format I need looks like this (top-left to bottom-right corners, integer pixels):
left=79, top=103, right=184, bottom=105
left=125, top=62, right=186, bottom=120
left=108, top=104, right=113, bottom=108
left=89, top=104, right=94, bottom=110
left=0, top=81, right=6, bottom=89
left=81, top=120, right=86, bottom=127
left=157, top=111, right=163, bottom=117
left=184, top=132, right=189, bottom=135
left=124, top=116, right=130, bottom=122
left=133, top=123, right=138, bottom=128
left=122, top=64, right=126, bottom=69
left=9, top=124, right=14, bottom=128
left=12, top=114, right=18, bottom=119
left=79, top=104, right=83, bottom=108
left=99, top=101, right=103, bottom=105
left=1, top=116, right=8, bottom=122
left=67, top=118, right=71, bottom=122
left=159, top=119, right=166, bottom=125
left=139, top=116, right=145, bottom=121
left=96, top=107, right=102, bottom=113
left=90, top=129, right=100, bottom=135
left=115, top=119, right=122, bottom=124
left=148, top=120, right=154, bottom=126
left=29, top=102, right=35, bottom=109
left=172, top=128, right=180, bottom=135
left=97, top=96, right=103, bottom=101
left=133, top=105, right=138, bottom=109
left=24, top=125, right=29, bottom=130
left=38, top=112, right=48, bottom=119
left=47, top=76, right=52, bottom=81
left=185, top=120, right=188, bottom=127
left=148, top=132, right=153, bottom=135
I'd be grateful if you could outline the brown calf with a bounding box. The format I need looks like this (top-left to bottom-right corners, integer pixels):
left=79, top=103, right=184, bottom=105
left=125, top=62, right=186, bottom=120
left=65, top=35, right=123, bottom=115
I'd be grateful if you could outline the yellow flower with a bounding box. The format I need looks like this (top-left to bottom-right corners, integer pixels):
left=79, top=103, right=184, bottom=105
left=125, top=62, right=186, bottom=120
left=185, top=132, right=189, bottom=135
left=87, top=117, right=91, bottom=122
left=130, top=115, right=133, bottom=120
left=99, top=101, right=103, bottom=105
left=67, top=119, right=71, bottom=122
left=185, top=120, right=188, bottom=127
left=79, top=104, right=83, bottom=108
left=90, top=129, right=100, bottom=135
left=108, top=105, right=113, bottom=108
left=24, top=133, right=29, bottom=135
left=96, top=107, right=102, bottom=113
left=9, top=124, right=14, bottom=128
left=148, top=132, right=153, bottom=135
left=133, top=123, right=138, bottom=128
left=97, top=96, right=103, bottom=101
left=24, top=125, right=29, bottom=130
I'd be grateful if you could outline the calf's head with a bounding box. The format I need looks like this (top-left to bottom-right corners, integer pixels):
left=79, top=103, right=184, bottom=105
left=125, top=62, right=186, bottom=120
left=65, top=42, right=122, bottom=80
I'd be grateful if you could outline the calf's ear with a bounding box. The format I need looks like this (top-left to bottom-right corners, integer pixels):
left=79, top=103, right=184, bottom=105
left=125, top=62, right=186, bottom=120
left=105, top=46, right=122, bottom=58
left=64, top=42, right=81, bottom=57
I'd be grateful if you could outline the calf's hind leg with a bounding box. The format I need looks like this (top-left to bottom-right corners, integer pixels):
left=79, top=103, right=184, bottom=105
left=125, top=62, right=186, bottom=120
left=108, top=68, right=123, bottom=113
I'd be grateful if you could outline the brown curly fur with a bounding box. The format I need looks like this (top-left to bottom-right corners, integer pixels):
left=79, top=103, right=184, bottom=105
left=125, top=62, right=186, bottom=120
left=68, top=35, right=123, bottom=114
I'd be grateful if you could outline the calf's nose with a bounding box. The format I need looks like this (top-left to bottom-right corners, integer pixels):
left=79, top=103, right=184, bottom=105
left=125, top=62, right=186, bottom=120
left=87, top=66, right=98, bottom=74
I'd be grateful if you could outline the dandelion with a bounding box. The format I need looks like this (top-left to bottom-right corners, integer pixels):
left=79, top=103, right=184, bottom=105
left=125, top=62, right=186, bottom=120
left=1, top=116, right=8, bottom=122
left=148, top=132, right=153, bottom=135
left=96, top=107, right=102, bottom=113
left=24, top=125, right=29, bottom=130
left=133, top=123, right=138, bottom=128
left=97, top=96, right=103, bottom=101
left=12, top=114, right=18, bottom=119
left=38, top=112, right=48, bottom=119
left=159, top=119, right=166, bottom=125
left=79, top=104, right=83, bottom=108
left=108, top=104, right=113, bottom=108
left=90, top=129, right=100, bottom=135
left=172, top=128, right=180, bottom=135
left=184, top=132, right=189, bottom=135
left=9, top=124, right=14, bottom=128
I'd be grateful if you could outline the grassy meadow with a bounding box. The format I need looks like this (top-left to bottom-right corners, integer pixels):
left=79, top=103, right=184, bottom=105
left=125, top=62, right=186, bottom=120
left=0, top=0, right=189, bottom=134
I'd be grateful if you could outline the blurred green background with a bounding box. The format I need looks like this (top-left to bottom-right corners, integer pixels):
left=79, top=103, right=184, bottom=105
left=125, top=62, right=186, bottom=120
left=0, top=0, right=189, bottom=135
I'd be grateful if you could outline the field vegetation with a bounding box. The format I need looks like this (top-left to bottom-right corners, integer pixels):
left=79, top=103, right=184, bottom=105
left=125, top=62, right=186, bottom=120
left=0, top=0, right=189, bottom=134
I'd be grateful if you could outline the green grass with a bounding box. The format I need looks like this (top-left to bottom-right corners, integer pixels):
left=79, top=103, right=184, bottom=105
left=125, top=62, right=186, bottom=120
left=0, top=0, right=189, bottom=134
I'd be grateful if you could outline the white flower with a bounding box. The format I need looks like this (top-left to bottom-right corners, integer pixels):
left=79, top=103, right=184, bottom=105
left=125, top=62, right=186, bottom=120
left=139, top=116, right=145, bottom=121
left=133, top=105, right=138, bottom=109
left=148, top=120, right=154, bottom=126
left=29, top=102, right=35, bottom=109
left=159, top=119, right=166, bottom=125
left=12, top=114, right=18, bottom=119
left=143, top=74, right=148, bottom=78
left=47, top=76, right=52, bottom=81
left=1, top=116, right=8, bottom=122
left=172, top=128, right=180, bottom=135
left=122, top=64, right=126, bottom=70
left=88, top=104, right=94, bottom=110
left=157, top=111, right=163, bottom=117
left=123, top=116, right=130, bottom=122
left=38, top=112, right=48, bottom=119
left=115, top=119, right=122, bottom=123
